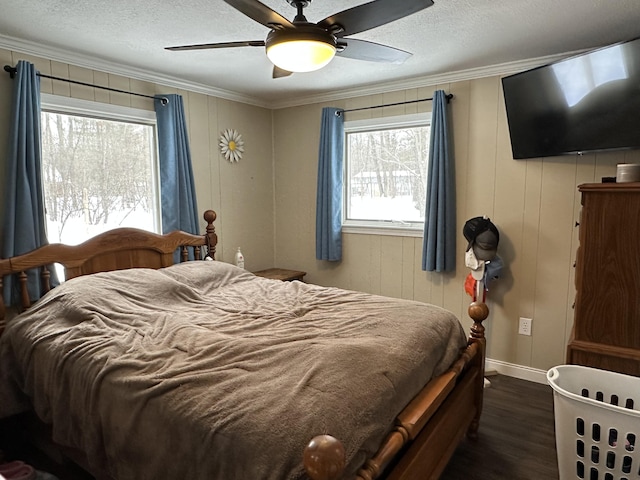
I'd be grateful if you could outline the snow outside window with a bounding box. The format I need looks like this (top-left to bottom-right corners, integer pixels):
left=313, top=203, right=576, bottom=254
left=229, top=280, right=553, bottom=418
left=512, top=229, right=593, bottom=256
left=343, top=113, right=430, bottom=237
left=40, top=94, right=161, bottom=247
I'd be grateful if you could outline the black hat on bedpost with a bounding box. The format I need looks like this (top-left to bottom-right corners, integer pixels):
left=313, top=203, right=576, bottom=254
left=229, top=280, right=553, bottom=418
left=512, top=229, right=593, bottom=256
left=463, top=216, right=499, bottom=261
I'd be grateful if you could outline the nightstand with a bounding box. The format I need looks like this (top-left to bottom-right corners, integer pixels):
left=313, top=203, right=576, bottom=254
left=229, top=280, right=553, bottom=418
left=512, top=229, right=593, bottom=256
left=253, top=268, right=306, bottom=282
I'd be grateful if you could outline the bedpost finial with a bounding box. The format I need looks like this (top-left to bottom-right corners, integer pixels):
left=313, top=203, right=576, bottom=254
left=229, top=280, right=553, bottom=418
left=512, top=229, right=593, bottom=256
left=304, top=434, right=345, bottom=480
left=203, top=210, right=217, bottom=223
left=203, top=210, right=217, bottom=260
left=468, top=301, right=489, bottom=322
left=468, top=301, right=488, bottom=340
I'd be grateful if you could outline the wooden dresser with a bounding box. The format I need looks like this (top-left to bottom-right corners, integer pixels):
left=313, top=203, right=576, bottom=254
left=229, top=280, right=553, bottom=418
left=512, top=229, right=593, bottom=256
left=566, top=182, right=640, bottom=376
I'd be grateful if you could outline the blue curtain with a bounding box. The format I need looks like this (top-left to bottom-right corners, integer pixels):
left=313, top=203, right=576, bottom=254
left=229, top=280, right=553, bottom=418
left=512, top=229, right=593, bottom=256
left=315, top=107, right=344, bottom=261
left=154, top=94, right=199, bottom=260
left=422, top=90, right=456, bottom=272
left=2, top=60, right=58, bottom=305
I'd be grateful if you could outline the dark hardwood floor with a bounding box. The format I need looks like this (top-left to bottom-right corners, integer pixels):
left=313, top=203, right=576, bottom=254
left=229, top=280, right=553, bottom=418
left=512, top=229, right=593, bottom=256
left=1, top=374, right=559, bottom=480
left=441, top=374, right=559, bottom=480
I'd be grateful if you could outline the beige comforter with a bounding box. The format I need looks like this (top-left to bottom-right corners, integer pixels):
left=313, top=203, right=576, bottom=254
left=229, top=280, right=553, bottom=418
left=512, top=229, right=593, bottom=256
left=0, top=261, right=467, bottom=480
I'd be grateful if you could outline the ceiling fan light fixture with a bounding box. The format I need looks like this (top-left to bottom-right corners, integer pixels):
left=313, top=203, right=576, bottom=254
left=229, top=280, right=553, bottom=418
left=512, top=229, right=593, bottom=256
left=266, top=28, right=336, bottom=73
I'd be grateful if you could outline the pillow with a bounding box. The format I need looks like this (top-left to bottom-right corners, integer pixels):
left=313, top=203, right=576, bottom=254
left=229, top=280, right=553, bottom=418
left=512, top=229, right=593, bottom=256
left=159, top=260, right=254, bottom=292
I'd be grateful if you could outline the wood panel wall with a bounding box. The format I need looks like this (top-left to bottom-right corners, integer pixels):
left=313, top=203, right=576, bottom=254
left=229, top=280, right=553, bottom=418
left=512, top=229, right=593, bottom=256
left=0, top=48, right=276, bottom=271
left=2, top=45, right=638, bottom=372
left=272, top=76, right=640, bottom=371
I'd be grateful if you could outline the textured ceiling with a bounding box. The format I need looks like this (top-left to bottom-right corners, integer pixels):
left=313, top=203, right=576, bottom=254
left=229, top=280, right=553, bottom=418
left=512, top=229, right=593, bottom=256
left=2, top=0, right=640, bottom=107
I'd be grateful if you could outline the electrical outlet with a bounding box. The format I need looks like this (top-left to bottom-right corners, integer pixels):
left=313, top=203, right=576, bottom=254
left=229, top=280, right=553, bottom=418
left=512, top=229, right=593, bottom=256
left=518, top=317, right=532, bottom=336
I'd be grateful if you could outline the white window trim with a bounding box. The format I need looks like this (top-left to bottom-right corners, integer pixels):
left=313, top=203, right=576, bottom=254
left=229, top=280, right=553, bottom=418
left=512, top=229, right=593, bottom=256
left=41, top=93, right=156, bottom=123
left=40, top=94, right=162, bottom=233
left=344, top=112, right=429, bottom=132
left=343, top=112, right=431, bottom=237
left=342, top=222, right=424, bottom=237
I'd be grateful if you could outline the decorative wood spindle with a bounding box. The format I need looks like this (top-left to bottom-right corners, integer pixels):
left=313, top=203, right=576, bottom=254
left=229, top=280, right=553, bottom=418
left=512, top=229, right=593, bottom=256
left=0, top=276, right=7, bottom=320
left=0, top=276, right=5, bottom=329
left=41, top=265, right=51, bottom=293
left=18, top=271, right=31, bottom=310
left=357, top=426, right=410, bottom=480
left=204, top=210, right=217, bottom=260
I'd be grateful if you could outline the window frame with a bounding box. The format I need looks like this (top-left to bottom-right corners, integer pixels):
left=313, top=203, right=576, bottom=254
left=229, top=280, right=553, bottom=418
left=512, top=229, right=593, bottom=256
left=342, top=112, right=431, bottom=238
left=40, top=93, right=163, bottom=236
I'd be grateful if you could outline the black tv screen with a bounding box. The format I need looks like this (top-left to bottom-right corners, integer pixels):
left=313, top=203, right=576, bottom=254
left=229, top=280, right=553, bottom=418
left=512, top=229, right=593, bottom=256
left=502, top=37, right=640, bottom=159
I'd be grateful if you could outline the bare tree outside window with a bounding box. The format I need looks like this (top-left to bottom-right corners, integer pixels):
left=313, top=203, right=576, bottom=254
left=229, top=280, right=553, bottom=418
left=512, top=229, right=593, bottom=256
left=346, top=122, right=430, bottom=225
left=41, top=111, right=157, bottom=245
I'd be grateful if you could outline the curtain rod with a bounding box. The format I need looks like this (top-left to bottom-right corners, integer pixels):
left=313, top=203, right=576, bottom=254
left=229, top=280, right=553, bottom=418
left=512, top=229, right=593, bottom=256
left=3, top=65, right=168, bottom=105
left=336, top=93, right=453, bottom=116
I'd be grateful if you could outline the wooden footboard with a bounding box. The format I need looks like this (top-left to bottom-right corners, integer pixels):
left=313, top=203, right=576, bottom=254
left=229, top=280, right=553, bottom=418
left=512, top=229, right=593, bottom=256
left=304, top=301, right=488, bottom=480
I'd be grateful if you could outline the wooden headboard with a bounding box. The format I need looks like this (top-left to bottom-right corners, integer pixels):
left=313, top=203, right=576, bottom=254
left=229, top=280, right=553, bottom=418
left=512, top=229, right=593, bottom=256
left=0, top=210, right=218, bottom=323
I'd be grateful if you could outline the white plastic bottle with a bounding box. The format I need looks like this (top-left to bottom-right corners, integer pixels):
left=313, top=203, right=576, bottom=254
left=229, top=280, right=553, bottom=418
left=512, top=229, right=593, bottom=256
left=235, top=247, right=245, bottom=269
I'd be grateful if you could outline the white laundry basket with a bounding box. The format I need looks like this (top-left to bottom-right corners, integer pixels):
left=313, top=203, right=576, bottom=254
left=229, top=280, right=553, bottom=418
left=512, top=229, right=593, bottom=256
left=547, top=365, right=640, bottom=480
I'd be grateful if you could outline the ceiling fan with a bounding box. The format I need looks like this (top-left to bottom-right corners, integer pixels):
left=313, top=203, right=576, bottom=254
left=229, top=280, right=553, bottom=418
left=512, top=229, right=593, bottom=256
left=166, top=0, right=435, bottom=78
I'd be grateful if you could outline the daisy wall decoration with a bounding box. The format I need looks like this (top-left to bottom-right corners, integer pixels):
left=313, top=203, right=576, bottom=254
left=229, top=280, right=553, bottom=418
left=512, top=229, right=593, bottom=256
left=219, top=129, right=244, bottom=162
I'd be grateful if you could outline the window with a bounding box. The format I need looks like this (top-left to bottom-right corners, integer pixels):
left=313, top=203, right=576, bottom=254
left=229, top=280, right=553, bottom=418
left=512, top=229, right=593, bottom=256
left=40, top=94, right=160, bottom=247
left=343, top=113, right=430, bottom=236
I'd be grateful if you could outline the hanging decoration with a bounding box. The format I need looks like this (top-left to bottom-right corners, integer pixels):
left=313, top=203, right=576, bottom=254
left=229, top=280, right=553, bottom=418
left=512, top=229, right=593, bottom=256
left=219, top=129, right=244, bottom=162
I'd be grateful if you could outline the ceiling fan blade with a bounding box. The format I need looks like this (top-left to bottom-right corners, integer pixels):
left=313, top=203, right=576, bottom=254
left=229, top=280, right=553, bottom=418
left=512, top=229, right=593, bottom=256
left=318, top=0, right=434, bottom=37
left=223, top=0, right=294, bottom=29
left=272, top=66, right=293, bottom=79
left=336, top=38, right=412, bottom=64
left=166, top=40, right=265, bottom=51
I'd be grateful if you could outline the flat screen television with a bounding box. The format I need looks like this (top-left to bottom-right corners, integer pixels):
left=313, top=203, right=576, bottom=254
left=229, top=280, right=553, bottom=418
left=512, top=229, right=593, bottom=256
left=502, top=37, right=640, bottom=159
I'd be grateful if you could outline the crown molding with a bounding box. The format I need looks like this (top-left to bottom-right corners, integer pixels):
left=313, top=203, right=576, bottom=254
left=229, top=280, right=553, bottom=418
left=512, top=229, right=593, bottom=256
left=0, top=33, right=582, bottom=111
left=0, top=34, right=271, bottom=108
left=269, top=51, right=582, bottom=109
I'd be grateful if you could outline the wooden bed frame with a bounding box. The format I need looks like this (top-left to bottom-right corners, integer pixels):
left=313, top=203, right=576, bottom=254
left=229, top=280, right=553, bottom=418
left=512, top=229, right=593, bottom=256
left=0, top=209, right=488, bottom=480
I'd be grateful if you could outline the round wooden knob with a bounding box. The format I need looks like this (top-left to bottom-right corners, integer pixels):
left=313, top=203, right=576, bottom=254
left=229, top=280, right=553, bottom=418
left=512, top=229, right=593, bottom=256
left=468, top=301, right=489, bottom=322
left=303, top=435, right=346, bottom=480
left=203, top=209, right=217, bottom=223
